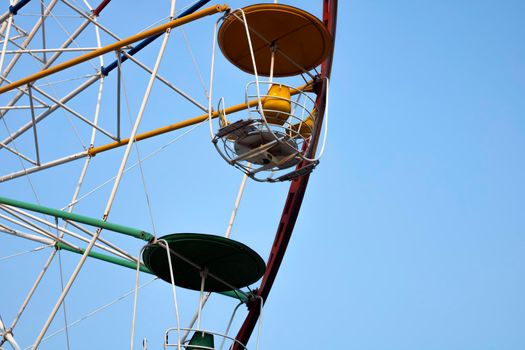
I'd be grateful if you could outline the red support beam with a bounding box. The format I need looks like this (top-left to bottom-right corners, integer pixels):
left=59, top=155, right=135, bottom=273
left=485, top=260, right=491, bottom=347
left=92, top=0, right=111, bottom=16
left=233, top=1, right=338, bottom=347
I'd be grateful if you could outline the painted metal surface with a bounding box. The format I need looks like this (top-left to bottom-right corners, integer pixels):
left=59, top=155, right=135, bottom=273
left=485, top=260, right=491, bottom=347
left=143, top=233, right=266, bottom=292
left=218, top=3, right=332, bottom=77
left=0, top=196, right=153, bottom=241
left=233, top=0, right=338, bottom=346
left=0, top=4, right=229, bottom=94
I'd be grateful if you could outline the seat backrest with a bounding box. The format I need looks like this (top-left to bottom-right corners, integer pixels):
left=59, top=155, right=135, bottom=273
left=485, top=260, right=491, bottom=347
left=187, top=331, right=215, bottom=350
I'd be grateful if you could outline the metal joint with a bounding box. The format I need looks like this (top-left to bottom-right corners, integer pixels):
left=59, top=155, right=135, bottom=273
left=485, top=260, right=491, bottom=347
left=8, top=0, right=30, bottom=15
left=8, top=5, right=18, bottom=15
left=313, top=75, right=324, bottom=93
left=245, top=294, right=262, bottom=311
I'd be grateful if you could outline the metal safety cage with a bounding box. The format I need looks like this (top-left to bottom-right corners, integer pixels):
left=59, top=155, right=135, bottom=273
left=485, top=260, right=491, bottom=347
left=211, top=80, right=319, bottom=182
left=164, top=328, right=248, bottom=350
left=207, top=4, right=331, bottom=183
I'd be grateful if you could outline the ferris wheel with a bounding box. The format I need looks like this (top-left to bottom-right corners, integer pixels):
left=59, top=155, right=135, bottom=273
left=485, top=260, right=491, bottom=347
left=0, top=0, right=337, bottom=349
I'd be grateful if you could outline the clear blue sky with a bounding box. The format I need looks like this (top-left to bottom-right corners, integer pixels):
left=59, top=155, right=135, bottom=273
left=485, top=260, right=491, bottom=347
left=0, top=1, right=524, bottom=349
left=291, top=1, right=525, bottom=348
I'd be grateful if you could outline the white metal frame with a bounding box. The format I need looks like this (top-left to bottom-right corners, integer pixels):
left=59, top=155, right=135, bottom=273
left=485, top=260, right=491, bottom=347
left=0, top=1, right=226, bottom=349
left=0, top=1, right=280, bottom=350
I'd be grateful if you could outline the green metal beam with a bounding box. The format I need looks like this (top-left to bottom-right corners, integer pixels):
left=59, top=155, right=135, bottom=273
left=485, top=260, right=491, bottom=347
left=0, top=195, right=251, bottom=302
left=56, top=241, right=153, bottom=274
left=220, top=290, right=250, bottom=303
left=0, top=195, right=153, bottom=241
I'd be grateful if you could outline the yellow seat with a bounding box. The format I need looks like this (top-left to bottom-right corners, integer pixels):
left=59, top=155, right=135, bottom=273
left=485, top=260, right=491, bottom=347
left=290, top=108, right=316, bottom=138
left=262, top=84, right=291, bottom=125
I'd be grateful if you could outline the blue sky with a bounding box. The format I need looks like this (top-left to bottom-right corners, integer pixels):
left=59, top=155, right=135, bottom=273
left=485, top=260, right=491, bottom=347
left=0, top=0, right=524, bottom=349
left=298, top=1, right=525, bottom=348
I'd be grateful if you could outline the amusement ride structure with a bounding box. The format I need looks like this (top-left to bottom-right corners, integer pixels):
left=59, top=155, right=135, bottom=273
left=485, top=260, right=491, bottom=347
left=0, top=0, right=337, bottom=348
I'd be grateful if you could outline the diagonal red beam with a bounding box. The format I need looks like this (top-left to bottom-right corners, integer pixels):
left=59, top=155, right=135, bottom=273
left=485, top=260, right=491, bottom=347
left=232, top=0, right=338, bottom=348
left=93, top=0, right=111, bottom=16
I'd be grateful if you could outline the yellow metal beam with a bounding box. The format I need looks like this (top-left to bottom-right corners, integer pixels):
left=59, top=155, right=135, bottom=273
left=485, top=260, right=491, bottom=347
left=0, top=4, right=230, bottom=95
left=88, top=83, right=310, bottom=157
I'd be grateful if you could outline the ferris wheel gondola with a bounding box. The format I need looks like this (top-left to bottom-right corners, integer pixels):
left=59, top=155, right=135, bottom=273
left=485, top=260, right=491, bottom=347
left=208, top=3, right=332, bottom=182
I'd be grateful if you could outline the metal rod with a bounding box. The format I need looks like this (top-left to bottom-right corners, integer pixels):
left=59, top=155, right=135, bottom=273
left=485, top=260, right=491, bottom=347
left=0, top=5, right=234, bottom=151
left=0, top=75, right=99, bottom=148
left=93, top=0, right=111, bottom=16
left=197, top=269, right=207, bottom=330
left=65, top=220, right=137, bottom=262
left=0, top=139, right=38, bottom=165
left=39, top=0, right=46, bottom=64
left=121, top=51, right=208, bottom=112
left=0, top=4, right=229, bottom=94
left=116, top=50, right=121, bottom=140
left=231, top=9, right=316, bottom=80
left=2, top=2, right=115, bottom=344
left=6, top=242, right=57, bottom=333
left=8, top=0, right=31, bottom=16
left=10, top=21, right=28, bottom=36
left=225, top=168, right=250, bottom=238
left=0, top=12, right=10, bottom=28
left=101, top=0, right=212, bottom=76
left=269, top=47, right=275, bottom=83
left=0, top=224, right=53, bottom=245
left=0, top=14, right=91, bottom=122
left=0, top=196, right=153, bottom=241
left=2, top=47, right=102, bottom=54
left=88, top=84, right=307, bottom=157
left=30, top=16, right=178, bottom=347
left=0, top=84, right=308, bottom=182
left=0, top=0, right=30, bottom=26
left=62, top=0, right=121, bottom=42
left=56, top=242, right=152, bottom=274
left=27, top=84, right=41, bottom=165
left=0, top=0, right=59, bottom=84
left=179, top=186, right=254, bottom=342
left=1, top=203, right=135, bottom=261
left=0, top=212, right=79, bottom=251
left=0, top=4, right=227, bottom=147
left=233, top=0, right=338, bottom=346
left=0, top=206, right=80, bottom=243
left=0, top=75, right=49, bottom=105
left=0, top=105, right=47, bottom=109
left=27, top=81, right=118, bottom=141
left=0, top=150, right=88, bottom=183
left=0, top=13, right=13, bottom=74
left=0, top=318, right=20, bottom=350
left=7, top=64, right=106, bottom=341
left=0, top=31, right=25, bottom=41
left=0, top=21, right=7, bottom=37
